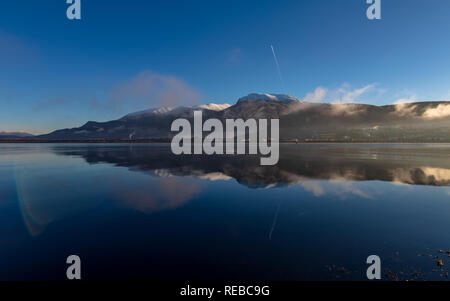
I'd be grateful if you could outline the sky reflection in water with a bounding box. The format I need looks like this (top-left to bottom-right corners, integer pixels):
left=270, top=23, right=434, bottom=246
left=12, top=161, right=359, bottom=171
left=0, top=143, right=449, bottom=281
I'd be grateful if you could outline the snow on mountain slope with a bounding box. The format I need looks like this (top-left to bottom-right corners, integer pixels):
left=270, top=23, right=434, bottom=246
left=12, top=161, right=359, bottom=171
left=195, top=103, right=231, bottom=111
left=122, top=107, right=175, bottom=119
left=122, top=103, right=230, bottom=120
left=237, top=93, right=301, bottom=104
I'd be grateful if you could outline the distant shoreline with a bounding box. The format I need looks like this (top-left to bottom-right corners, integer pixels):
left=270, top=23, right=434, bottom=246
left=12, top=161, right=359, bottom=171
left=0, top=139, right=170, bottom=143
left=1, top=139, right=450, bottom=144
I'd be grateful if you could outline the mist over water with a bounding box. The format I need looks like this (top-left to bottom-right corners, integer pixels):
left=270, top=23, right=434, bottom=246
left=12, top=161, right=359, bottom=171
left=0, top=143, right=449, bottom=281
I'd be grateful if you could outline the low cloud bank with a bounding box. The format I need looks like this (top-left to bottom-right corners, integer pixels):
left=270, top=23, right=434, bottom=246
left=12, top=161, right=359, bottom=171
left=393, top=102, right=450, bottom=120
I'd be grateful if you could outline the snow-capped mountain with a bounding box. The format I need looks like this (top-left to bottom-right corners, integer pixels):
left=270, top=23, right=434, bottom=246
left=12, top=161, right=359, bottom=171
left=35, top=93, right=450, bottom=142
left=121, top=103, right=231, bottom=120
left=237, top=93, right=301, bottom=104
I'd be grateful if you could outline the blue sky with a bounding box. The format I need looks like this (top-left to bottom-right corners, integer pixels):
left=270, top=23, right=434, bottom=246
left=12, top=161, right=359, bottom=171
left=1, top=0, right=449, bottom=134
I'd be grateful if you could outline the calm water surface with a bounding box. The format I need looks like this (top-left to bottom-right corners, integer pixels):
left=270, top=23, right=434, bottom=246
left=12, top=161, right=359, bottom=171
left=0, top=143, right=449, bottom=281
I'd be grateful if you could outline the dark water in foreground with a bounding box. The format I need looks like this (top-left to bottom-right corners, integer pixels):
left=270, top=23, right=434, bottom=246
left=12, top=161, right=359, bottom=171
left=0, top=143, right=449, bottom=281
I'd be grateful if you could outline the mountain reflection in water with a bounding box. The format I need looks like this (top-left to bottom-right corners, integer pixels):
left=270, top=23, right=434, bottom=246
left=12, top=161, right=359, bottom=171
left=54, top=143, right=450, bottom=187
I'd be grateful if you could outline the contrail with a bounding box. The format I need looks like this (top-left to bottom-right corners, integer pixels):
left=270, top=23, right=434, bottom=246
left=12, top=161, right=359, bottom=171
left=270, top=45, right=286, bottom=93
left=268, top=200, right=282, bottom=240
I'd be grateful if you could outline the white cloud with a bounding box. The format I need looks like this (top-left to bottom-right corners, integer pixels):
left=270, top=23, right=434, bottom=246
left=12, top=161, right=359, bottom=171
left=392, top=101, right=450, bottom=120
left=303, top=83, right=376, bottom=103
left=303, top=87, right=328, bottom=102
left=392, top=102, right=418, bottom=117
left=394, top=95, right=417, bottom=105
left=422, top=104, right=450, bottom=119
left=337, top=84, right=376, bottom=102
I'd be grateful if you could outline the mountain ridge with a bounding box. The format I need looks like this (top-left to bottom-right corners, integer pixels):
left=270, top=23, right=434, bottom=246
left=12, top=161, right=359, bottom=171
left=5, top=93, right=450, bottom=142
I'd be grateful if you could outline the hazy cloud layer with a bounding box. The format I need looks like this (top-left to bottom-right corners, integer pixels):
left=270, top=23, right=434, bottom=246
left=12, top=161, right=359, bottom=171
left=93, top=70, right=202, bottom=113
left=328, top=103, right=367, bottom=116
left=393, top=102, right=450, bottom=120
left=422, top=104, right=450, bottom=119
left=392, top=103, right=418, bottom=117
